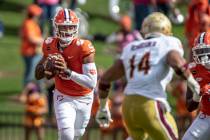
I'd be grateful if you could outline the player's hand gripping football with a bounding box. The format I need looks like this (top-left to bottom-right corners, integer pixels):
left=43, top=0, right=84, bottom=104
left=44, top=53, right=66, bottom=79
left=53, top=54, right=67, bottom=73
left=96, top=105, right=113, bottom=128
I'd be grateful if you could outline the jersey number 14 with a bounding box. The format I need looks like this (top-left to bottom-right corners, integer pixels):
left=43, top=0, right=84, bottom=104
left=129, top=52, right=150, bottom=78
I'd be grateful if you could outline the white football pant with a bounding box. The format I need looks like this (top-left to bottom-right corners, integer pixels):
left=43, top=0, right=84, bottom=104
left=182, top=113, right=210, bottom=140
left=53, top=89, right=93, bottom=140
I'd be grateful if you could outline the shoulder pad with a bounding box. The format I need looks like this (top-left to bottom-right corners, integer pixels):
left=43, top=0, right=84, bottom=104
left=76, top=39, right=85, bottom=46
left=168, top=36, right=182, bottom=47
left=87, top=42, right=94, bottom=50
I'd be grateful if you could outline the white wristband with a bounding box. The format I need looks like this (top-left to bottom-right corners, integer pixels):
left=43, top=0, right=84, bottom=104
left=193, top=92, right=201, bottom=102
left=187, top=74, right=201, bottom=102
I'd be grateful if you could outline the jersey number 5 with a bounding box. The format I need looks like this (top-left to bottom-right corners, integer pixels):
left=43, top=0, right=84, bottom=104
left=129, top=52, right=150, bottom=78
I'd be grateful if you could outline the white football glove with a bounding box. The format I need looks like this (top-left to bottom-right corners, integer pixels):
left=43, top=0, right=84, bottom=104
left=96, top=107, right=113, bottom=128
left=96, top=98, right=113, bottom=128
left=187, top=74, right=201, bottom=102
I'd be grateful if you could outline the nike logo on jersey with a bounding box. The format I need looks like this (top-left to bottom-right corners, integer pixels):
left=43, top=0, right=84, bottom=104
left=89, top=69, right=97, bottom=75
left=68, top=56, right=74, bottom=59
left=57, top=95, right=64, bottom=101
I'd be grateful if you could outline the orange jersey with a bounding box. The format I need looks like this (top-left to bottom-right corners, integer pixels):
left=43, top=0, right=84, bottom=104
left=42, top=37, right=95, bottom=96
left=20, top=19, right=42, bottom=56
left=189, top=62, right=210, bottom=115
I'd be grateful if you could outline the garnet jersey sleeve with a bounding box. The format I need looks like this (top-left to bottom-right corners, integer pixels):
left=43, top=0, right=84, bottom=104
left=80, top=40, right=95, bottom=60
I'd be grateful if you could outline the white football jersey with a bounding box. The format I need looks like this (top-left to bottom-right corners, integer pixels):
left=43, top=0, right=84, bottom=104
left=120, top=34, right=183, bottom=106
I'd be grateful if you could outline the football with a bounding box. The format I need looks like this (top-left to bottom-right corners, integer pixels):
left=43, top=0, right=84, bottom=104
left=44, top=53, right=63, bottom=79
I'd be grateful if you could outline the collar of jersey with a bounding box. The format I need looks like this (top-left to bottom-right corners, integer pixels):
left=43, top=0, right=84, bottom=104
left=145, top=32, right=165, bottom=39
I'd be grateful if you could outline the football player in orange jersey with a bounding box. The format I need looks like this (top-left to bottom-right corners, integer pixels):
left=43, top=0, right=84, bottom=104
left=182, top=32, right=210, bottom=140
left=185, top=0, right=210, bottom=60
left=35, top=8, right=97, bottom=140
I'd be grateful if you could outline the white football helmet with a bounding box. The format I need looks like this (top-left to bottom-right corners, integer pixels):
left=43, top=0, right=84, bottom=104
left=141, top=12, right=172, bottom=37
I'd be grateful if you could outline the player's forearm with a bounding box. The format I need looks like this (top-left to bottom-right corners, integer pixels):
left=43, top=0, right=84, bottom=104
left=62, top=63, right=97, bottom=89
left=167, top=50, right=188, bottom=79
left=98, top=81, right=111, bottom=109
left=70, top=71, right=97, bottom=89
left=174, top=65, right=201, bottom=101
left=98, top=59, right=124, bottom=106
left=98, top=78, right=111, bottom=98
left=35, top=63, right=45, bottom=80
left=186, top=87, right=200, bottom=112
left=97, top=70, right=113, bottom=108
left=167, top=51, right=200, bottom=100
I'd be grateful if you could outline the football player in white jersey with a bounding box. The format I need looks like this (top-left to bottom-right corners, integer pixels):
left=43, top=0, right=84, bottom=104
left=95, top=12, right=200, bottom=140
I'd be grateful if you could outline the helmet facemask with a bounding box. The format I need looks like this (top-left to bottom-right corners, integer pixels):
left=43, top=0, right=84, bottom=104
left=192, top=44, right=210, bottom=67
left=55, top=23, right=79, bottom=47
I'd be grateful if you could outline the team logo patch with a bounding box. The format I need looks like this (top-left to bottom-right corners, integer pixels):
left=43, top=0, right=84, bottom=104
left=88, top=43, right=94, bottom=52
left=68, top=56, right=74, bottom=59
left=199, top=113, right=206, bottom=119
left=89, top=69, right=97, bottom=75
left=57, top=95, right=64, bottom=101
left=88, top=43, right=94, bottom=49
left=195, top=77, right=202, bottom=82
